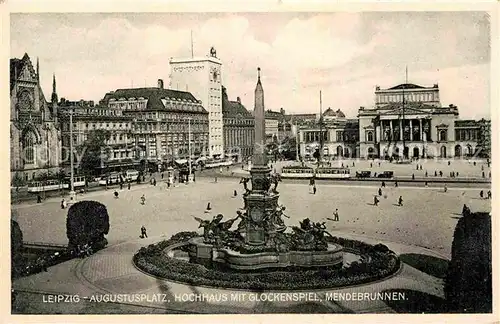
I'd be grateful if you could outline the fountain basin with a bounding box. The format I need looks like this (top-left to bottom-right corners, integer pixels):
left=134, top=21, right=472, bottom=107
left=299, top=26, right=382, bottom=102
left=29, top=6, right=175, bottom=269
left=188, top=237, right=343, bottom=270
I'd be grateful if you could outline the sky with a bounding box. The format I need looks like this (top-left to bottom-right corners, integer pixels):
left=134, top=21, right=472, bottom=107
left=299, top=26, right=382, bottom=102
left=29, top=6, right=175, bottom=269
left=10, top=12, right=491, bottom=119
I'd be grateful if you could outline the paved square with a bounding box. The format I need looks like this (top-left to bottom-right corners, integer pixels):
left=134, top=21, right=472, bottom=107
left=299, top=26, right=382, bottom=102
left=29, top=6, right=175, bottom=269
left=13, top=177, right=491, bottom=259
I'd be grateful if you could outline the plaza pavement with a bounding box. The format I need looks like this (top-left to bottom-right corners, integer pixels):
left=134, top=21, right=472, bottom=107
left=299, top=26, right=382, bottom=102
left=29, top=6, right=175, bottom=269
left=11, top=176, right=492, bottom=313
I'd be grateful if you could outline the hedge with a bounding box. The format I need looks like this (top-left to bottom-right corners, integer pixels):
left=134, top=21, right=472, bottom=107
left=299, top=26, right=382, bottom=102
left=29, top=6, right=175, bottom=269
left=133, top=232, right=400, bottom=290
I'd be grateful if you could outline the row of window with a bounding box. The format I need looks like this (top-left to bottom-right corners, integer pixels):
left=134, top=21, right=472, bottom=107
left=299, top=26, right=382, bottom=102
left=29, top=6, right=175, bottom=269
left=133, top=123, right=208, bottom=132
left=376, top=92, right=439, bottom=103
left=226, top=119, right=253, bottom=125
left=455, top=129, right=479, bottom=141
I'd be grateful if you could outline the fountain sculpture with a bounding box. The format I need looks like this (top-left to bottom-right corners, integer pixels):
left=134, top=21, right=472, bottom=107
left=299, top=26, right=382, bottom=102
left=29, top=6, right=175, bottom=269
left=189, top=68, right=343, bottom=270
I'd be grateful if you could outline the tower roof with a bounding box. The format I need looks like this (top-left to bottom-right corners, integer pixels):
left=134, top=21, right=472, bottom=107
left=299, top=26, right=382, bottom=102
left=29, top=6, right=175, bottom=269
left=255, top=67, right=263, bottom=92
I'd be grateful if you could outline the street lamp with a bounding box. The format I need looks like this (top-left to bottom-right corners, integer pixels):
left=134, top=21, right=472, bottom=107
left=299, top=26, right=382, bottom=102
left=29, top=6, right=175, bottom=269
left=69, top=108, right=76, bottom=202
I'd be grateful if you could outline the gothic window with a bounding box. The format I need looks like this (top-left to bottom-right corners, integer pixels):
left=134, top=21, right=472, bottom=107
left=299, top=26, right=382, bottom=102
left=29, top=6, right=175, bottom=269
left=23, top=132, right=35, bottom=164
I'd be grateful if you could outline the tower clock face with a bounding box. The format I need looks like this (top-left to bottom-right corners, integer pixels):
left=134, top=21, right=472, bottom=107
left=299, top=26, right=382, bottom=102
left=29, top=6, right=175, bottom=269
left=210, top=67, right=220, bottom=81
left=18, top=91, right=33, bottom=110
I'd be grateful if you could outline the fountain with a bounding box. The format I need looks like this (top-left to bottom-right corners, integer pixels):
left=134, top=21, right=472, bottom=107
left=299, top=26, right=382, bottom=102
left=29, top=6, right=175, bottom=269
left=188, top=67, right=343, bottom=270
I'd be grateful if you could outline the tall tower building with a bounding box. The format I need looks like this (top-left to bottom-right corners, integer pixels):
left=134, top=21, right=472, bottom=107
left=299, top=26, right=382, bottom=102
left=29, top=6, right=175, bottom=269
left=169, top=47, right=223, bottom=158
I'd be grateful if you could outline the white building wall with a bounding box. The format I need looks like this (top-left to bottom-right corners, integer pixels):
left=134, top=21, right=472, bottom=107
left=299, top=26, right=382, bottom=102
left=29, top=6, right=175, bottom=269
left=169, top=56, right=224, bottom=158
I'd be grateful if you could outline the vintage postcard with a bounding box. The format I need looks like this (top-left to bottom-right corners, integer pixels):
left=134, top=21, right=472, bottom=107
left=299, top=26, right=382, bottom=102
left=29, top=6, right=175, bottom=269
left=4, top=2, right=498, bottom=323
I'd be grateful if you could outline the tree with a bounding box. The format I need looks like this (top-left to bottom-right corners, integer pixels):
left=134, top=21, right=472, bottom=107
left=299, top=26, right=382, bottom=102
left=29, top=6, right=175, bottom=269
left=11, top=219, right=24, bottom=278
left=445, top=212, right=491, bottom=313
left=77, top=130, right=111, bottom=176
left=66, top=200, right=110, bottom=251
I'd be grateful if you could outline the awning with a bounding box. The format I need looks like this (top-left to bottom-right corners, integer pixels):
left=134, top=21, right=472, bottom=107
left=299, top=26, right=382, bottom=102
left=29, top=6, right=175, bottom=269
left=175, top=159, right=188, bottom=164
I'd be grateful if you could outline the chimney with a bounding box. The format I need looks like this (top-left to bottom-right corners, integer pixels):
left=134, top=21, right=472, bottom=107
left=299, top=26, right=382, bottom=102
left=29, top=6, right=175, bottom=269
left=158, top=79, right=164, bottom=89
left=237, top=97, right=241, bottom=104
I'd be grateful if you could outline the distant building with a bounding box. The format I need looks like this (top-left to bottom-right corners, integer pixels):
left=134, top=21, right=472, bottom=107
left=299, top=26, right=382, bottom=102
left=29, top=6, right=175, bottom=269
left=222, top=86, right=254, bottom=160
left=58, top=98, right=135, bottom=174
left=101, top=80, right=209, bottom=171
left=359, top=83, right=461, bottom=159
left=169, top=47, right=223, bottom=158
left=10, top=53, right=61, bottom=184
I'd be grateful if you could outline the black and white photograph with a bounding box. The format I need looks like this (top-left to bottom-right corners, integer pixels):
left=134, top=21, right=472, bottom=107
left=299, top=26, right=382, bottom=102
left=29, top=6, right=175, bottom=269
left=6, top=6, right=496, bottom=319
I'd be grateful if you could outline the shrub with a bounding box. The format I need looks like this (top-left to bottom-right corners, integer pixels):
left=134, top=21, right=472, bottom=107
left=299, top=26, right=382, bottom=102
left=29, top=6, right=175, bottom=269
left=66, top=200, right=110, bottom=251
left=445, top=212, right=492, bottom=313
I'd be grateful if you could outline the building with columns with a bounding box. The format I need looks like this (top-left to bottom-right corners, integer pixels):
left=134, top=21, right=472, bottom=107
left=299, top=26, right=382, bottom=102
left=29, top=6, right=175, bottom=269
left=222, top=86, right=254, bottom=160
left=10, top=53, right=61, bottom=184
left=101, top=80, right=209, bottom=170
left=169, top=47, right=223, bottom=158
left=359, top=83, right=461, bottom=159
left=299, top=108, right=359, bottom=159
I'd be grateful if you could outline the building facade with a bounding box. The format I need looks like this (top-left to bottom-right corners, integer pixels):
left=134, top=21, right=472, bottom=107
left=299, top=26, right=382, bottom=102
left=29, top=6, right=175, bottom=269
left=169, top=47, right=223, bottom=158
left=101, top=81, right=209, bottom=170
left=58, top=98, right=136, bottom=174
left=222, top=86, right=254, bottom=160
left=299, top=108, right=359, bottom=159
left=359, top=83, right=461, bottom=159
left=297, top=83, right=490, bottom=160
left=10, top=53, right=61, bottom=183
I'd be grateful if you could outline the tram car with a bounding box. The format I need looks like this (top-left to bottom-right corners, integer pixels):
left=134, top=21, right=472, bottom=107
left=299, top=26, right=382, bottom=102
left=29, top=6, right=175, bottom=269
left=314, top=167, right=351, bottom=179
left=280, top=166, right=314, bottom=179
left=27, top=176, right=86, bottom=193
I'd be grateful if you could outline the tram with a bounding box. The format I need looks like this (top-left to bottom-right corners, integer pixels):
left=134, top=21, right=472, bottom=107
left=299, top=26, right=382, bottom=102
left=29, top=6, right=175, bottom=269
left=280, top=166, right=314, bottom=179
left=27, top=176, right=86, bottom=193
left=314, top=167, right=351, bottom=179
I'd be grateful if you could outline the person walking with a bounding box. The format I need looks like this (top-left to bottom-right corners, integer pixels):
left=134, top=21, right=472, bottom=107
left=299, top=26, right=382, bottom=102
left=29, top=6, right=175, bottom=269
left=205, top=202, right=212, bottom=213
left=333, top=208, right=339, bottom=221
left=434, top=170, right=437, bottom=177
left=215, top=176, right=218, bottom=183
left=378, top=188, right=382, bottom=196
left=444, top=184, right=448, bottom=193
left=373, top=196, right=379, bottom=206
left=425, top=181, right=428, bottom=187
left=233, top=190, right=237, bottom=197
left=313, top=185, right=317, bottom=195
left=394, top=181, right=398, bottom=188
left=412, top=174, right=415, bottom=180
left=114, top=191, right=119, bottom=199
left=61, top=199, right=66, bottom=209
left=480, top=190, right=484, bottom=199
left=381, top=181, right=386, bottom=188
left=398, top=196, right=403, bottom=206
left=140, top=225, right=148, bottom=238
left=425, top=171, right=428, bottom=177
left=37, top=194, right=42, bottom=203
left=128, top=182, right=131, bottom=190
left=140, top=194, right=146, bottom=205
left=487, top=190, right=492, bottom=199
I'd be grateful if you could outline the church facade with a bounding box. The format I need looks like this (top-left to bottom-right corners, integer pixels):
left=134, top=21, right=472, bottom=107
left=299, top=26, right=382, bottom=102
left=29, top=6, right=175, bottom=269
left=10, top=53, right=61, bottom=184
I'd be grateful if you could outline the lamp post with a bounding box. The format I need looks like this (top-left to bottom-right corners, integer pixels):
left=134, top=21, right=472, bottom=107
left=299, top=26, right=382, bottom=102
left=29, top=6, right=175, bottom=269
left=69, top=108, right=76, bottom=202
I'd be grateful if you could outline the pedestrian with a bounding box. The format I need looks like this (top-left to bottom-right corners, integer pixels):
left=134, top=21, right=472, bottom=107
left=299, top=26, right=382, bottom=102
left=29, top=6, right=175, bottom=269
left=434, top=171, right=437, bottom=177
left=141, top=225, right=148, bottom=238
left=416, top=165, right=419, bottom=171
left=37, top=194, right=42, bottom=203
left=487, top=190, right=492, bottom=199
left=489, top=171, right=491, bottom=178
left=398, top=196, right=403, bottom=206
left=456, top=172, right=459, bottom=177
left=215, top=176, right=218, bottom=183
left=395, top=181, right=398, bottom=187
left=154, top=178, right=157, bottom=186
left=333, top=208, right=339, bottom=221
left=128, top=182, right=131, bottom=190
left=140, top=194, right=146, bottom=205
left=114, top=191, right=119, bottom=198
left=378, top=188, right=382, bottom=196
left=374, top=172, right=377, bottom=177
left=161, top=173, right=164, bottom=179
left=313, top=185, right=317, bottom=195
left=425, top=181, right=428, bottom=187
left=473, top=161, right=476, bottom=166
left=382, top=181, right=385, bottom=188
left=425, top=171, right=428, bottom=177
left=482, top=171, right=485, bottom=178
left=378, top=162, right=381, bottom=167
left=206, top=202, right=212, bottom=212
left=167, top=180, right=171, bottom=188
left=61, top=199, right=66, bottom=209
left=444, top=184, right=448, bottom=193
left=412, top=174, right=415, bottom=180
left=439, top=171, right=443, bottom=177
left=233, top=190, right=237, bottom=197
left=352, top=162, right=355, bottom=167
left=374, top=196, right=379, bottom=206
left=448, top=161, right=451, bottom=166
left=370, top=162, right=373, bottom=168
left=481, top=165, right=484, bottom=171
left=480, top=190, right=484, bottom=199
left=462, top=204, right=470, bottom=217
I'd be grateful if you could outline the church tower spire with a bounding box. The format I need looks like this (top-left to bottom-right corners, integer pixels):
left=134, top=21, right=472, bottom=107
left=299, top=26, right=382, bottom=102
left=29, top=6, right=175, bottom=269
left=36, top=57, right=39, bottom=81
left=51, top=73, right=58, bottom=104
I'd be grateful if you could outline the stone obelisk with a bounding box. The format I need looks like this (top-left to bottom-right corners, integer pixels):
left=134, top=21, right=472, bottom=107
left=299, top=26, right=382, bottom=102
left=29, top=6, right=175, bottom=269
left=244, top=67, right=278, bottom=246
